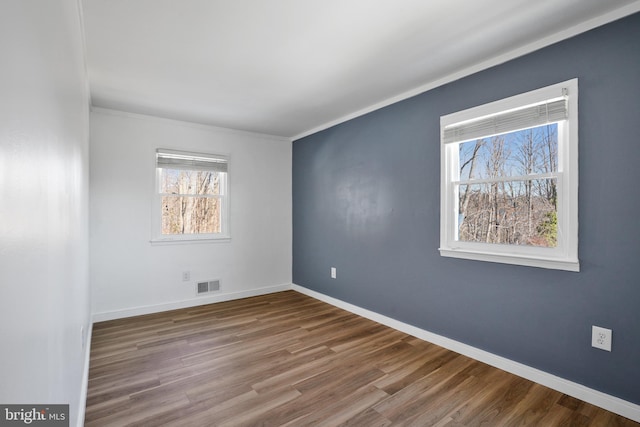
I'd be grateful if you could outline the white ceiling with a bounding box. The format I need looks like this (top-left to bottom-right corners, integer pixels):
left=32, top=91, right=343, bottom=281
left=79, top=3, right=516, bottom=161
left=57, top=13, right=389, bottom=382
left=82, top=0, right=640, bottom=139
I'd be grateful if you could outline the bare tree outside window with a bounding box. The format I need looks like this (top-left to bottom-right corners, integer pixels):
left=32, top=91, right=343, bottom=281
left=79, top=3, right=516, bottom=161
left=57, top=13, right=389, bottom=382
left=440, top=79, right=578, bottom=271
left=159, top=169, right=224, bottom=235
left=457, top=124, right=558, bottom=247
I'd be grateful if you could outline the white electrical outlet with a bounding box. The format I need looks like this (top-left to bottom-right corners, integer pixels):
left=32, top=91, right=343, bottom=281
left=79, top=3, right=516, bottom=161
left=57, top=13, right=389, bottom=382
left=182, top=271, right=190, bottom=281
left=330, top=267, right=337, bottom=279
left=592, top=326, right=612, bottom=352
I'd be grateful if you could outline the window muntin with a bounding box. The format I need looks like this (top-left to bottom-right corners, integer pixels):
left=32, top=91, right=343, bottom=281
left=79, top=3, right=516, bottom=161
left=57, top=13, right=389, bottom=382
left=153, top=149, right=229, bottom=242
left=440, top=80, right=578, bottom=271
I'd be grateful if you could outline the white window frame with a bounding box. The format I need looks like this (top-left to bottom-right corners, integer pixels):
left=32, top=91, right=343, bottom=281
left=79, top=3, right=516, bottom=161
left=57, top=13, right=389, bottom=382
left=439, top=79, right=579, bottom=271
left=151, top=148, right=230, bottom=244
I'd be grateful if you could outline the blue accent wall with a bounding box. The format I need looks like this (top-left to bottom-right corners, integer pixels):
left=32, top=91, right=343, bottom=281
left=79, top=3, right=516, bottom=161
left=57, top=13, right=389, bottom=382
left=293, top=13, right=640, bottom=404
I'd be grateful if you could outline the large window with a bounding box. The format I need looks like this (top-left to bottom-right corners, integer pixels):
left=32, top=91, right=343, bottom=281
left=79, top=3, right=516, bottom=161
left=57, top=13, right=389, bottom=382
left=440, top=79, right=578, bottom=271
left=152, top=149, right=229, bottom=242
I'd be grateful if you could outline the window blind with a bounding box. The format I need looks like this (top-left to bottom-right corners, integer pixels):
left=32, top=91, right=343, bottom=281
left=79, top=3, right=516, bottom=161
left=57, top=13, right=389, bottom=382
left=156, top=149, right=228, bottom=173
left=442, top=98, right=567, bottom=145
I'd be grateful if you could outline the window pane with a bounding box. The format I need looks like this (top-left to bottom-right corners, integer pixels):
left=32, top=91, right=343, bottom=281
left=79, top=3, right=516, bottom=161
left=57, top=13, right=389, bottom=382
left=161, top=195, right=221, bottom=234
left=458, top=179, right=558, bottom=247
left=159, top=169, right=223, bottom=196
left=459, top=124, right=557, bottom=181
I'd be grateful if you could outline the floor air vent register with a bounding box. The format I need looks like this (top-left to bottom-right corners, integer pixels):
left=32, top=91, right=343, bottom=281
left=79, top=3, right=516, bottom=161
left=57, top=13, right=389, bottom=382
left=197, top=280, right=220, bottom=295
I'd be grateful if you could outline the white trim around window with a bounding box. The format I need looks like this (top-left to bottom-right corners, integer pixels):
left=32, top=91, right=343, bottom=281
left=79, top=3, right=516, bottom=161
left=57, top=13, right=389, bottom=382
left=151, top=148, right=230, bottom=244
left=439, top=79, right=579, bottom=272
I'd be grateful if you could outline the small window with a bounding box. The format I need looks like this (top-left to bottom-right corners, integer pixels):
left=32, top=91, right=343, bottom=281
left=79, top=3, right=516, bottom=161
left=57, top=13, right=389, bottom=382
left=440, top=79, right=578, bottom=271
left=152, top=149, right=229, bottom=242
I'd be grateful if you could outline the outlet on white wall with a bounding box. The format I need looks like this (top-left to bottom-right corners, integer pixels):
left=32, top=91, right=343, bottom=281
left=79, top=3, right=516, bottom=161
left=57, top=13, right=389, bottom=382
left=90, top=110, right=292, bottom=319
left=592, top=325, right=612, bottom=352
left=182, top=271, right=190, bottom=282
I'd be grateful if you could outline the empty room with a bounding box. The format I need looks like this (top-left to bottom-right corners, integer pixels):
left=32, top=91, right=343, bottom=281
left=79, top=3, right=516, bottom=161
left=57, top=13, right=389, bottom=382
left=1, top=1, right=640, bottom=426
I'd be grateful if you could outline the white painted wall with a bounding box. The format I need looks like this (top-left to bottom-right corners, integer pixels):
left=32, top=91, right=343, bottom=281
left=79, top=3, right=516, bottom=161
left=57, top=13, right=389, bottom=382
left=0, top=1, right=91, bottom=426
left=90, top=109, right=292, bottom=320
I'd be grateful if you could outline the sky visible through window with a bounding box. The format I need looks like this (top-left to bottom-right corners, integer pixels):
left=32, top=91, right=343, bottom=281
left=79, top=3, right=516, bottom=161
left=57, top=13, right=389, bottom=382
left=457, top=123, right=558, bottom=247
left=159, top=168, right=223, bottom=235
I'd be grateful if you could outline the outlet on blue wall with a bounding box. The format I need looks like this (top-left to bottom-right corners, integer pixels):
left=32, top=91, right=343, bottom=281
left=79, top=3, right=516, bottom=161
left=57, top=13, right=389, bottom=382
left=293, top=13, right=640, bottom=405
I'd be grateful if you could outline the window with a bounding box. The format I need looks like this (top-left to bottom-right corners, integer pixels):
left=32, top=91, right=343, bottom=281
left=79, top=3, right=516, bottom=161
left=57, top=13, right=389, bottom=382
left=152, top=149, right=229, bottom=242
left=440, top=79, right=578, bottom=271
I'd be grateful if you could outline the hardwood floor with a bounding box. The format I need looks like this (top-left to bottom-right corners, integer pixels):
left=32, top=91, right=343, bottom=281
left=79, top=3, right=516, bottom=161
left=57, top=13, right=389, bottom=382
left=86, top=291, right=638, bottom=426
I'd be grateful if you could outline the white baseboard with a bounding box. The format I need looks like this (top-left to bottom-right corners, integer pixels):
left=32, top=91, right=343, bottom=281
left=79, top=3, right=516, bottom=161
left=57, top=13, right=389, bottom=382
left=291, top=284, right=640, bottom=423
left=92, top=283, right=291, bottom=322
left=76, top=321, right=92, bottom=427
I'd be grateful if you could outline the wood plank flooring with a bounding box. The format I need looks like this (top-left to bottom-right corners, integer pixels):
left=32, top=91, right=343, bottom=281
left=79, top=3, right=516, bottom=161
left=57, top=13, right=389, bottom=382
left=86, top=291, right=638, bottom=426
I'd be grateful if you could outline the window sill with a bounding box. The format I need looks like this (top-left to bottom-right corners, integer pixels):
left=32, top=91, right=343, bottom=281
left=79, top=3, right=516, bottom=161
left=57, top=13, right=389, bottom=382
left=150, top=236, right=231, bottom=246
left=439, top=248, right=579, bottom=272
